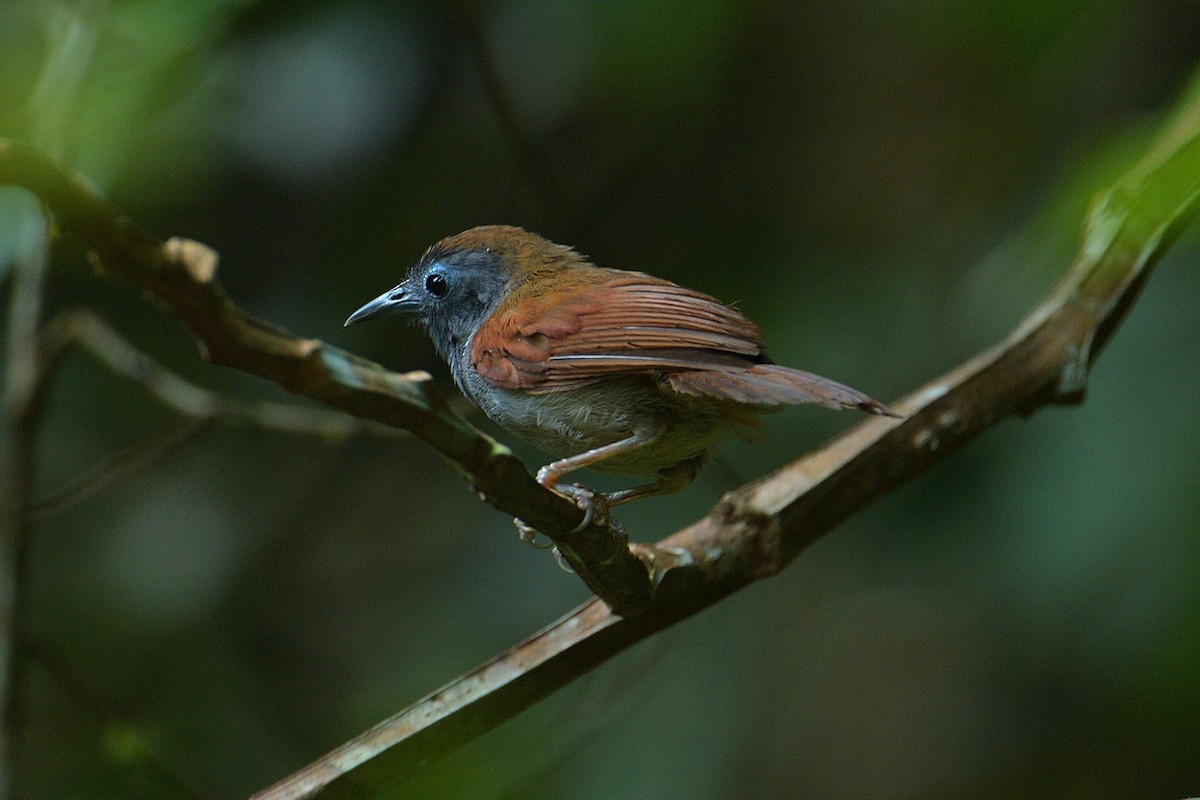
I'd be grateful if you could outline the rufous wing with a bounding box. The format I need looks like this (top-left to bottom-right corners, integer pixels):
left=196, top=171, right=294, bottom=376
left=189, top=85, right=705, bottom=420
left=470, top=270, right=896, bottom=416
left=472, top=272, right=761, bottom=387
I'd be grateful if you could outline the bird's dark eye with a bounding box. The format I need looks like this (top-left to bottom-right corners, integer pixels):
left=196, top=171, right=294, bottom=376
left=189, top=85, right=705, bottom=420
left=425, top=272, right=448, bottom=298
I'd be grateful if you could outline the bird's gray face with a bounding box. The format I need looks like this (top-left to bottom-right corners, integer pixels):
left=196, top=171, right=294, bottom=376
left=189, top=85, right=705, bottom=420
left=345, top=247, right=512, bottom=365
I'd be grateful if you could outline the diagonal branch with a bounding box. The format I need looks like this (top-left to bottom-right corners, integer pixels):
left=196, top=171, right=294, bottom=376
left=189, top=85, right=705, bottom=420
left=247, top=70, right=1200, bottom=800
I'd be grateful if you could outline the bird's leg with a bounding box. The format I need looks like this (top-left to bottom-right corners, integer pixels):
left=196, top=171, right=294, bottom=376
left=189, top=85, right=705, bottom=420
left=515, top=431, right=659, bottom=543
left=535, top=431, right=660, bottom=490
left=605, top=453, right=707, bottom=507
left=536, top=432, right=658, bottom=531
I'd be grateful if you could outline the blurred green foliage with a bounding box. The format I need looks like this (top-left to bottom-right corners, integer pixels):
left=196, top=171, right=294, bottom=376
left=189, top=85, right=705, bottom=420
left=2, top=1, right=1199, bottom=799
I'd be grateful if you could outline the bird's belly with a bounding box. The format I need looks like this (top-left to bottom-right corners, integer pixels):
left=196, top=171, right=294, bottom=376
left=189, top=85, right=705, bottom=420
left=461, top=373, right=740, bottom=476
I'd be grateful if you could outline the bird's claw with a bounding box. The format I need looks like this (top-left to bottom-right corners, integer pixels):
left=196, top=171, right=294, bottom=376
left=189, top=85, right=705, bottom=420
left=550, top=547, right=575, bottom=574
left=514, top=518, right=555, bottom=548
left=513, top=482, right=616, bottom=548
left=514, top=522, right=577, bottom=573
left=552, top=483, right=602, bottom=533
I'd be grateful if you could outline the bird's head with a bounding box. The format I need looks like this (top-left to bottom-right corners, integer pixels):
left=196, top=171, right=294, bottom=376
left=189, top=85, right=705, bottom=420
left=344, top=225, right=587, bottom=362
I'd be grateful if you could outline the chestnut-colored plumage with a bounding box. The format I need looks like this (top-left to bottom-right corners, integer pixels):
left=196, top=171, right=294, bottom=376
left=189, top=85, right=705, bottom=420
left=346, top=225, right=897, bottom=509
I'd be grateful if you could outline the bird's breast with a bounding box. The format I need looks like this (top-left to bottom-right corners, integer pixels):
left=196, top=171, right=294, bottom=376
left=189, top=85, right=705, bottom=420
left=462, top=367, right=654, bottom=452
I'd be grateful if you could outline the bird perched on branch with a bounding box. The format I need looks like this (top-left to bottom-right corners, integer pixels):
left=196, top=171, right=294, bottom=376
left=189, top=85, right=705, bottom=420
left=346, top=225, right=898, bottom=524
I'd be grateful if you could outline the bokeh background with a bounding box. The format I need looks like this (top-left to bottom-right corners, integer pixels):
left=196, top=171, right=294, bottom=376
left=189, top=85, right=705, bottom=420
left=2, top=1, right=1199, bottom=798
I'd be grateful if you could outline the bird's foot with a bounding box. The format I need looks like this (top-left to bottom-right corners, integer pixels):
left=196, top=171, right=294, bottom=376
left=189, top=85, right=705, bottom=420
left=513, top=482, right=618, bottom=549
left=552, top=482, right=604, bottom=532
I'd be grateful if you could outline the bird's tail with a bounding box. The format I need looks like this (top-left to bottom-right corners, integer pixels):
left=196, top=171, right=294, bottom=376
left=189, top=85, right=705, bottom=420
left=668, top=363, right=900, bottom=417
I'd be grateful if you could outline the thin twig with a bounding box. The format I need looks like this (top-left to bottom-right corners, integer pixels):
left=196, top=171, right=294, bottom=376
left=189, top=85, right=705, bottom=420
left=449, top=0, right=568, bottom=212
left=29, top=419, right=209, bottom=519
left=54, top=310, right=409, bottom=439
left=28, top=309, right=408, bottom=518
left=0, top=226, right=49, bottom=799
left=1, top=7, right=103, bottom=791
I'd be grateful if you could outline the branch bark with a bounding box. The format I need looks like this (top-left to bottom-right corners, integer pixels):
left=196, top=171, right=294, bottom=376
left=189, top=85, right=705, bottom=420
left=1, top=71, right=1199, bottom=800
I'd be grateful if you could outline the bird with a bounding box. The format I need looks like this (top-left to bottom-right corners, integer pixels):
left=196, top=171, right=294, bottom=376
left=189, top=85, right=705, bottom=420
left=345, top=225, right=898, bottom=522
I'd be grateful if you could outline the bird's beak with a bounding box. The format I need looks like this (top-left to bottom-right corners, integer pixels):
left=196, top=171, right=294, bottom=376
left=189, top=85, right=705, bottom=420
left=344, top=281, right=420, bottom=326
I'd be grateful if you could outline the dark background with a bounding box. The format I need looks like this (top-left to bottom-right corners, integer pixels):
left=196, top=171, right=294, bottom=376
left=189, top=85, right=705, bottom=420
left=2, top=2, right=1199, bottom=798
